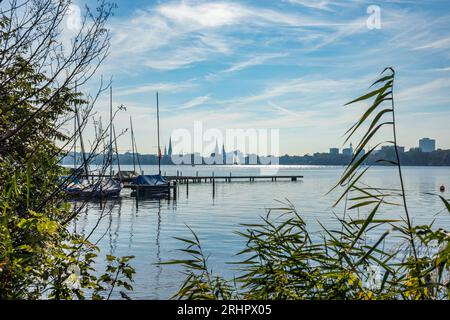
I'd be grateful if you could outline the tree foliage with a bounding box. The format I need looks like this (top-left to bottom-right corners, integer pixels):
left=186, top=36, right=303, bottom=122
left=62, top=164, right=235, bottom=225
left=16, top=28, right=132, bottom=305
left=0, top=0, right=134, bottom=299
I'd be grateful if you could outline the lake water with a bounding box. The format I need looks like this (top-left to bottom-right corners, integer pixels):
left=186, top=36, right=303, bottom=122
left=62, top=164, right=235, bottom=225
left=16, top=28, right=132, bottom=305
left=69, top=165, right=450, bottom=299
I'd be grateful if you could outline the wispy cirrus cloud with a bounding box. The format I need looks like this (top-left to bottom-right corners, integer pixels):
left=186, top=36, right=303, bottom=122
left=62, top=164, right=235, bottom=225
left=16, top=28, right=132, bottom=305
left=106, top=0, right=371, bottom=72
left=283, top=0, right=367, bottom=12
left=223, top=53, right=288, bottom=74
left=414, top=35, right=450, bottom=50
left=396, top=78, right=450, bottom=106
left=205, top=53, right=288, bottom=80
left=283, top=0, right=337, bottom=11
left=115, top=82, right=194, bottom=97
left=178, top=95, right=211, bottom=110
left=430, top=67, right=450, bottom=72
left=222, top=76, right=369, bottom=106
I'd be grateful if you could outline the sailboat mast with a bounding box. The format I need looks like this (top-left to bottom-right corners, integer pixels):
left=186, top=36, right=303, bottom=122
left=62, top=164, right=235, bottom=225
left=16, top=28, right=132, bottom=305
left=109, top=86, right=113, bottom=177
left=130, top=116, right=136, bottom=173
left=75, top=105, right=89, bottom=176
left=73, top=99, right=77, bottom=169
left=113, top=125, right=122, bottom=182
left=156, top=92, right=161, bottom=175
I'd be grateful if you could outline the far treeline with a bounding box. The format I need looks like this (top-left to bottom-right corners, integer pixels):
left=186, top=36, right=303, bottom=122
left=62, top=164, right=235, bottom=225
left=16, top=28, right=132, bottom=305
left=62, top=148, right=450, bottom=166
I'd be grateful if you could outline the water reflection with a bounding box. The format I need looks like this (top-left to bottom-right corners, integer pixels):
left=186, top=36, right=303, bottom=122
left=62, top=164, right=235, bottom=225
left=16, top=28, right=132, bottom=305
left=155, top=200, right=162, bottom=298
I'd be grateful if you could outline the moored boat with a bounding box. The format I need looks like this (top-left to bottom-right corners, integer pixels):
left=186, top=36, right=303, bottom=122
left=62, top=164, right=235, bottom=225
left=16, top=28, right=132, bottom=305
left=131, top=174, right=170, bottom=197
left=76, top=178, right=122, bottom=198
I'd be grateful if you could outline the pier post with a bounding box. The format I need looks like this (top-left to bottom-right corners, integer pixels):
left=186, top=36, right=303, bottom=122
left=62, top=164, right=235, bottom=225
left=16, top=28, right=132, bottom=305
left=186, top=178, right=189, bottom=197
left=136, top=185, right=139, bottom=209
left=173, top=181, right=177, bottom=199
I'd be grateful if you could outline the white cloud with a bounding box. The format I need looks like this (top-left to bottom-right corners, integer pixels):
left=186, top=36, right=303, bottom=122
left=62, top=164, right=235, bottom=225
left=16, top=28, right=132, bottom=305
left=284, top=0, right=364, bottom=12
left=178, top=95, right=211, bottom=110
left=156, top=2, right=246, bottom=28
left=224, top=76, right=368, bottom=106
left=205, top=53, right=288, bottom=80
left=223, top=53, right=288, bottom=73
left=115, top=82, right=194, bottom=97
left=269, top=102, right=302, bottom=117
left=431, top=67, right=450, bottom=72
left=396, top=78, right=450, bottom=105
left=105, top=1, right=366, bottom=71
left=414, top=35, right=450, bottom=50
left=284, top=0, right=335, bottom=11
left=143, top=34, right=233, bottom=70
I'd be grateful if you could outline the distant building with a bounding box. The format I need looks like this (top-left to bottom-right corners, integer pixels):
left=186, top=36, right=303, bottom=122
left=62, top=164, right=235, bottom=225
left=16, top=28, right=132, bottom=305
left=419, top=138, right=436, bottom=153
left=381, top=145, right=405, bottom=153
left=329, top=148, right=339, bottom=155
left=342, top=143, right=353, bottom=156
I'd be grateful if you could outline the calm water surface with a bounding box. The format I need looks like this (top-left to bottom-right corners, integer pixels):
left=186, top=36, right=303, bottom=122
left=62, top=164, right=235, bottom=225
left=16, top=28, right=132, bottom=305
left=70, top=165, right=450, bottom=299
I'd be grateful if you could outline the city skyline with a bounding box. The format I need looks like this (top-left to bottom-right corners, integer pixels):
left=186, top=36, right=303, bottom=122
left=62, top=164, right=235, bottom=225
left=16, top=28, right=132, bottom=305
left=68, top=136, right=441, bottom=158
left=135, top=136, right=442, bottom=156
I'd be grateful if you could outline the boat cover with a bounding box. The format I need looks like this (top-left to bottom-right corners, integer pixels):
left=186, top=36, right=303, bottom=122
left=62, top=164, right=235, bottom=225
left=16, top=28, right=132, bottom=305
left=135, top=175, right=168, bottom=186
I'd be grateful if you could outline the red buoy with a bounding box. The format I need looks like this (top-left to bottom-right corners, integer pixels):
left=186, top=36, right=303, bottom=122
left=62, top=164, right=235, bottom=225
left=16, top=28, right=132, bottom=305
left=440, top=185, right=445, bottom=192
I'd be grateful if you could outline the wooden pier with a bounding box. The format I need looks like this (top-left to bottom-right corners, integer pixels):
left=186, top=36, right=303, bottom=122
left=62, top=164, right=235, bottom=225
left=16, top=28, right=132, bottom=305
left=86, top=173, right=303, bottom=184
left=164, top=174, right=303, bottom=183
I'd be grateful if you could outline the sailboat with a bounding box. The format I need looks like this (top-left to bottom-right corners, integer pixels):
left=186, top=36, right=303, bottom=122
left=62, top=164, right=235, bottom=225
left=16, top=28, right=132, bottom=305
left=114, top=116, right=140, bottom=183
left=63, top=83, right=89, bottom=196
left=69, top=86, right=122, bottom=198
left=131, top=92, right=170, bottom=197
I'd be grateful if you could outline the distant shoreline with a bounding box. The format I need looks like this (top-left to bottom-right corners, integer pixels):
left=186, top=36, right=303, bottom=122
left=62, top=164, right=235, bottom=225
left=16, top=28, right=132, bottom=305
left=61, top=163, right=450, bottom=168
left=61, top=149, right=450, bottom=167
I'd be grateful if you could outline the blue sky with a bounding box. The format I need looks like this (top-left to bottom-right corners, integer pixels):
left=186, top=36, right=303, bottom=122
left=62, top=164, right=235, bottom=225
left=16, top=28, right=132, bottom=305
left=73, top=0, right=450, bottom=155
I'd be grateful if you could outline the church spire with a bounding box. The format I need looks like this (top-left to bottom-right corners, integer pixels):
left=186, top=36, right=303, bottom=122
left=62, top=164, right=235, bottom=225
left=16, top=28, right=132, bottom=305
left=168, top=136, right=173, bottom=156
left=214, top=139, right=219, bottom=156
left=222, top=144, right=226, bottom=164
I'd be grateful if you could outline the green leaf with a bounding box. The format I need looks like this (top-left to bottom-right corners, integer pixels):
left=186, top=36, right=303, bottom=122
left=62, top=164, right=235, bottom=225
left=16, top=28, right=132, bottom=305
left=348, top=200, right=379, bottom=210
left=345, top=80, right=392, bottom=106
left=349, top=199, right=382, bottom=250
left=439, top=196, right=450, bottom=213
left=370, top=74, right=394, bottom=87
